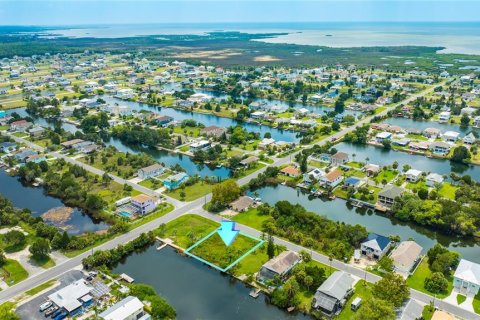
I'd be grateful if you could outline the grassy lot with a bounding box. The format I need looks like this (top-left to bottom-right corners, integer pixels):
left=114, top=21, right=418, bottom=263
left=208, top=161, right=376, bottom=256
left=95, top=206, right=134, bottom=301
left=25, top=280, right=57, bottom=296
left=29, top=255, right=56, bottom=269
left=438, top=182, right=458, bottom=200
left=233, top=243, right=273, bottom=277
left=406, top=179, right=428, bottom=191
left=406, top=258, right=453, bottom=299
left=333, top=187, right=350, bottom=200
left=232, top=207, right=273, bottom=231
left=164, top=181, right=215, bottom=201
left=189, top=233, right=260, bottom=269
left=1, top=259, right=28, bottom=286
left=162, top=214, right=219, bottom=249
left=337, top=280, right=374, bottom=319
left=308, top=160, right=328, bottom=169
left=374, top=169, right=398, bottom=184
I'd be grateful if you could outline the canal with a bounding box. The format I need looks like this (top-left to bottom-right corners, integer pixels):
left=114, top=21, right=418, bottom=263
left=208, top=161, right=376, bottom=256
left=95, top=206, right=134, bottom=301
left=251, top=184, right=480, bottom=263
left=0, top=170, right=109, bottom=236
left=113, top=244, right=308, bottom=320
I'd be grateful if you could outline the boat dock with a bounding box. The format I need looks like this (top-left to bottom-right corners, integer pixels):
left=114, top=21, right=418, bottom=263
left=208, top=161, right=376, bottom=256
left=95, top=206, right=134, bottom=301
left=249, top=288, right=261, bottom=298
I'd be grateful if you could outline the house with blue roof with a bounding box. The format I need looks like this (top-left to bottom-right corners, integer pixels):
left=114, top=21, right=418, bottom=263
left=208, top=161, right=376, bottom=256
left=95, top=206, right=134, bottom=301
left=163, top=172, right=189, bottom=190
left=360, top=233, right=392, bottom=260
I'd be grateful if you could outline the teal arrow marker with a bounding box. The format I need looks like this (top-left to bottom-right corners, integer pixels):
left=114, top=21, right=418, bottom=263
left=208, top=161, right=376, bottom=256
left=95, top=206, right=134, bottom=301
left=217, top=220, right=239, bottom=246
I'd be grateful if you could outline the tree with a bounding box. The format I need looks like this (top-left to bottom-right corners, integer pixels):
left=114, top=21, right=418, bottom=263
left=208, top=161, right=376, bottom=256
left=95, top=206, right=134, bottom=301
left=418, top=188, right=429, bottom=200
left=378, top=256, right=394, bottom=272
left=149, top=295, right=176, bottom=319
left=424, top=272, right=449, bottom=294
left=85, top=194, right=106, bottom=212
left=211, top=180, right=241, bottom=207
left=460, top=113, right=470, bottom=127
left=354, top=297, right=395, bottom=320
left=334, top=98, right=345, bottom=114
left=3, top=230, right=26, bottom=251
left=451, top=146, right=471, bottom=164
left=267, top=234, right=275, bottom=259
left=0, top=250, right=7, bottom=267
left=427, top=244, right=459, bottom=274
left=382, top=139, right=392, bottom=150
left=372, top=272, right=410, bottom=307
left=29, top=238, right=50, bottom=258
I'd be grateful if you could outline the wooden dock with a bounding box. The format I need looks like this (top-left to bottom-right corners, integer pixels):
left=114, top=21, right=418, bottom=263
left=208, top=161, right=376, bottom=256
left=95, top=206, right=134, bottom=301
left=249, top=288, right=261, bottom=298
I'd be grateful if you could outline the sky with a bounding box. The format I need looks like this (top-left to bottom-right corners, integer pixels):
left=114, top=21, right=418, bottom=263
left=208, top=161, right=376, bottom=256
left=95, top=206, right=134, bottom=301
left=1, top=1, right=480, bottom=25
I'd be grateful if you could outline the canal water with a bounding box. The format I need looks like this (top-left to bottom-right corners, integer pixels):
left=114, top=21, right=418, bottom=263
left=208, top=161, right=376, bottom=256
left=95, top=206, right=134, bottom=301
left=334, top=142, right=480, bottom=180
left=0, top=170, right=109, bottom=235
left=250, top=184, right=480, bottom=263
left=113, top=244, right=309, bottom=320
left=383, top=117, right=479, bottom=136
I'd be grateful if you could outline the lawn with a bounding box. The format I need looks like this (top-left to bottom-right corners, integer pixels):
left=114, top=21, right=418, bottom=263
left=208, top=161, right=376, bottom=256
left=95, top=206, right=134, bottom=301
left=374, top=169, right=398, bottom=184
left=474, top=292, right=480, bottom=314
left=189, top=232, right=261, bottom=270
left=406, top=179, right=428, bottom=191
left=29, top=255, right=56, bottom=269
left=232, top=207, right=272, bottom=230
left=25, top=280, right=57, bottom=296
left=165, top=181, right=215, bottom=201
left=457, top=294, right=466, bottom=305
left=233, top=243, right=270, bottom=276
left=422, top=304, right=435, bottom=320
left=406, top=258, right=453, bottom=299
left=337, top=280, right=374, bottom=320
left=1, top=259, right=28, bottom=286
left=161, top=214, right=219, bottom=249
left=438, top=182, right=458, bottom=200
left=130, top=203, right=174, bottom=229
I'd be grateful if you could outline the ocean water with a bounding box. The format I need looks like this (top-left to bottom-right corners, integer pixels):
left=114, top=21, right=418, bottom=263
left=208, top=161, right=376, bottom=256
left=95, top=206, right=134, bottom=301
left=29, top=22, right=480, bottom=55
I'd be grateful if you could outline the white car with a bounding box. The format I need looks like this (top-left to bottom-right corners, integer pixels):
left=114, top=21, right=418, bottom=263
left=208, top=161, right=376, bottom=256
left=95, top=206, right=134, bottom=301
left=39, top=301, right=52, bottom=312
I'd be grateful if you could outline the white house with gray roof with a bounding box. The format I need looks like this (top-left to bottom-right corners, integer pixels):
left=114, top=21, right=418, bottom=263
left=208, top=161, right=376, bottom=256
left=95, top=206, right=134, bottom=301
left=453, top=259, right=480, bottom=295
left=99, top=296, right=150, bottom=320
left=257, top=251, right=301, bottom=283
left=312, top=271, right=354, bottom=315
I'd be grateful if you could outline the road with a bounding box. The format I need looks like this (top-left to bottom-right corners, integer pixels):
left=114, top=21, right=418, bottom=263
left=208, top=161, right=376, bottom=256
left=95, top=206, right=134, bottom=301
left=4, top=80, right=478, bottom=320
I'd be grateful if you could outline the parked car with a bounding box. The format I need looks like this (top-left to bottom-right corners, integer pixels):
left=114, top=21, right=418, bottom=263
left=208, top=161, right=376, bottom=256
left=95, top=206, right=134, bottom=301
left=54, top=312, right=67, bottom=320
left=44, top=306, right=58, bottom=317
left=50, top=309, right=62, bottom=319
left=39, top=301, right=52, bottom=312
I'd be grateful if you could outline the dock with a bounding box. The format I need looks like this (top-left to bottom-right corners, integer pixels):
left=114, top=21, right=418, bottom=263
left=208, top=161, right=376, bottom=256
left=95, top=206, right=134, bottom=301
left=157, top=243, right=168, bottom=251
left=249, top=288, right=261, bottom=298
left=119, top=273, right=134, bottom=284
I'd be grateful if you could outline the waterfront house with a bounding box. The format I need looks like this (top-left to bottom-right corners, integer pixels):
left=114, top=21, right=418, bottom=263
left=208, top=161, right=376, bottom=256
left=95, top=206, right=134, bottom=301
left=453, top=259, right=480, bottom=295
left=438, top=111, right=451, bottom=123
left=330, top=152, right=349, bottom=166
left=443, top=131, right=460, bottom=142
left=61, top=138, right=84, bottom=149
left=190, top=140, right=211, bottom=152
left=423, top=127, right=441, bottom=139
left=405, top=169, right=422, bottom=183
left=320, top=169, right=343, bottom=188
left=28, top=126, right=45, bottom=138
left=280, top=166, right=301, bottom=178
left=375, top=131, right=392, bottom=143
left=131, top=194, right=156, bottom=215
left=137, top=163, right=164, bottom=180
left=229, top=196, right=254, bottom=212
left=429, top=141, right=451, bottom=156
left=312, top=271, right=354, bottom=316
left=303, top=168, right=326, bottom=185
left=13, top=149, right=37, bottom=162
left=163, top=172, right=189, bottom=190
left=426, top=173, right=444, bottom=187
left=251, top=111, right=266, bottom=120
left=295, top=108, right=310, bottom=117
left=9, top=120, right=32, bottom=132
left=390, top=241, right=423, bottom=277
left=461, top=107, right=476, bottom=116
left=363, top=164, right=381, bottom=177
left=25, top=154, right=47, bottom=164
left=257, top=251, right=301, bottom=283
left=115, top=88, right=134, bottom=99
left=0, top=142, right=16, bottom=153
left=360, top=233, right=392, bottom=260
left=378, top=185, right=404, bottom=207
left=99, top=296, right=149, bottom=320
left=201, top=125, right=227, bottom=139
left=463, top=133, right=476, bottom=145
left=156, top=116, right=174, bottom=127
left=239, top=156, right=259, bottom=167
left=258, top=138, right=275, bottom=150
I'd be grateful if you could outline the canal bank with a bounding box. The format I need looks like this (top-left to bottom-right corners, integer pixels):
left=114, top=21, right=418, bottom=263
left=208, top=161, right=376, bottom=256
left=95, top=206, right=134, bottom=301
left=113, top=244, right=308, bottom=320
left=250, top=184, right=480, bottom=263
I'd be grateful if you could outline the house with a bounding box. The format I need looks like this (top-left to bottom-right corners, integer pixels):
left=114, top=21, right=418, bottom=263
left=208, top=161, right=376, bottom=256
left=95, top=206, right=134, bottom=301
left=280, top=166, right=301, bottom=177
left=443, top=131, right=460, bottom=142
left=258, top=138, right=275, bottom=150
left=399, top=299, right=424, bottom=320
left=230, top=196, right=254, bottom=212
left=48, top=279, right=93, bottom=316
left=13, top=149, right=37, bottom=162
left=9, top=120, right=32, bottom=132
left=251, top=111, right=266, bottom=120
left=137, top=163, right=164, bottom=180
left=423, top=127, right=441, bottom=139
left=360, top=233, right=393, bottom=260
left=453, top=259, right=480, bottom=295
left=303, top=168, right=326, bottom=185
left=330, top=152, right=349, bottom=166
left=312, top=271, right=355, bottom=315
left=390, top=241, right=423, bottom=277
left=25, top=154, right=47, bottom=163
left=61, top=139, right=84, bottom=149
left=320, top=169, right=343, bottom=188
left=0, top=142, right=16, bottom=153
left=463, top=132, right=476, bottom=145
left=163, top=172, right=189, bottom=190
left=115, top=88, right=134, bottom=99
left=295, top=108, right=310, bottom=117
left=343, top=176, right=362, bottom=188
left=156, top=116, right=173, bottom=127
left=131, top=194, right=156, bottom=215
left=363, top=164, right=380, bottom=177
left=405, top=169, right=422, bottom=183
left=190, top=140, right=211, bottom=152
left=28, top=126, right=45, bottom=138
left=378, top=185, right=404, bottom=207
left=201, top=125, right=227, bottom=138
left=474, top=116, right=480, bottom=127
left=426, top=173, right=444, bottom=187
left=429, top=141, right=451, bottom=155
left=239, top=156, right=259, bottom=167
left=99, top=296, right=149, bottom=320
left=460, top=107, right=476, bottom=116
left=438, top=111, right=451, bottom=123
left=375, top=131, right=392, bottom=143
left=257, top=251, right=301, bottom=283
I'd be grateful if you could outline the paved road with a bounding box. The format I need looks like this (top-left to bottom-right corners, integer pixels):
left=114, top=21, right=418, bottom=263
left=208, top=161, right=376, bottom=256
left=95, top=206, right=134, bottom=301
left=4, top=80, right=477, bottom=320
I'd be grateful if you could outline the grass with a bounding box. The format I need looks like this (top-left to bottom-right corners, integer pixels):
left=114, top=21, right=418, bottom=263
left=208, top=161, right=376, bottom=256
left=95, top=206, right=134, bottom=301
left=374, top=169, right=398, bottom=184
left=337, top=280, right=374, bottom=320
left=0, top=259, right=28, bottom=286
left=473, top=292, right=480, bottom=314
left=457, top=294, right=467, bottom=305
left=189, top=232, right=261, bottom=269
left=232, top=208, right=272, bottom=230
left=25, top=279, right=57, bottom=296
left=29, top=254, right=56, bottom=269
left=422, top=304, right=435, bottom=320
left=406, top=258, right=453, bottom=299
left=165, top=181, right=215, bottom=201
left=130, top=203, right=174, bottom=229
left=438, top=182, right=458, bottom=200
left=233, top=243, right=270, bottom=276
left=162, top=214, right=219, bottom=249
